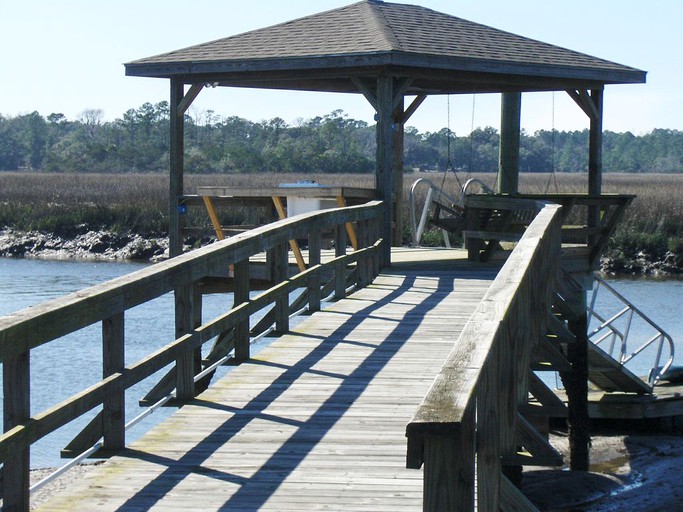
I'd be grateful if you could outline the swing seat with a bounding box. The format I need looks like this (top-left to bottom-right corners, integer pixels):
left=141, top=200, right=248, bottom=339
left=430, top=199, right=466, bottom=234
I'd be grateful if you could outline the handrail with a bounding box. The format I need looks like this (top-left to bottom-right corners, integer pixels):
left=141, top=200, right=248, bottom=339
left=406, top=200, right=562, bottom=511
left=0, top=200, right=384, bottom=512
left=588, top=275, right=674, bottom=385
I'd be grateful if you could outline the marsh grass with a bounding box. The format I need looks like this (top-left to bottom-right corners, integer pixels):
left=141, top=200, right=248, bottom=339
left=1, top=171, right=681, bottom=260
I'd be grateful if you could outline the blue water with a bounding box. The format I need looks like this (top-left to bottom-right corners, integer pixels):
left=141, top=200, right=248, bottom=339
left=0, top=258, right=281, bottom=468
left=0, top=259, right=681, bottom=468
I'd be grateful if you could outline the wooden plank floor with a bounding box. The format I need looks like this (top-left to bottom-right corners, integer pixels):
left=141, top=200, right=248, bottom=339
left=37, top=250, right=497, bottom=511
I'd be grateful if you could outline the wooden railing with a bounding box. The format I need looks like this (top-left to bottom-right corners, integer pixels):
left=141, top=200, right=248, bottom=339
left=464, top=193, right=633, bottom=273
left=0, top=200, right=384, bottom=512
left=406, top=201, right=563, bottom=512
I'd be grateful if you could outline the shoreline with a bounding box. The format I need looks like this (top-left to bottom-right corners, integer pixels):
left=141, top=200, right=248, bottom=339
left=0, top=228, right=169, bottom=262
left=1, top=228, right=681, bottom=277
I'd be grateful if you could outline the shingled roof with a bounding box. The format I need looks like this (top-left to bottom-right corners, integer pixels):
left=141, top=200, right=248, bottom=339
left=125, top=0, right=645, bottom=94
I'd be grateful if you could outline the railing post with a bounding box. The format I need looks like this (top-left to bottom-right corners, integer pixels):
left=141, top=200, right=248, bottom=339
left=422, top=405, right=476, bottom=511
left=234, top=258, right=250, bottom=361
left=175, top=283, right=195, bottom=402
left=477, top=344, right=502, bottom=512
left=193, top=285, right=203, bottom=376
left=308, top=229, right=322, bottom=313
left=334, top=223, right=347, bottom=300
left=273, top=242, right=289, bottom=334
left=371, top=214, right=381, bottom=278
left=102, top=312, right=125, bottom=452
left=3, top=349, right=30, bottom=512
left=356, top=219, right=369, bottom=288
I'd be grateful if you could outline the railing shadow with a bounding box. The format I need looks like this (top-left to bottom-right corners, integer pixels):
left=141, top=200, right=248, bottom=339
left=117, top=270, right=456, bottom=511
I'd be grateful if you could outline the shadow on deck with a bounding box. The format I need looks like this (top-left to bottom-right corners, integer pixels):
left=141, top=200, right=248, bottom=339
left=36, top=251, right=496, bottom=511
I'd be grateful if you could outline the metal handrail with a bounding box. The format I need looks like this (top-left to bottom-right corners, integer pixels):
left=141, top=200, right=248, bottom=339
left=587, top=276, right=675, bottom=385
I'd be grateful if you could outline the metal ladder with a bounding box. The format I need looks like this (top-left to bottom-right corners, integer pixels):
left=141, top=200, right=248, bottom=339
left=588, top=275, right=675, bottom=386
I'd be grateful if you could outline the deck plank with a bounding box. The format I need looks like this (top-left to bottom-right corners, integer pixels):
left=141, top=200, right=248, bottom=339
left=36, top=252, right=496, bottom=511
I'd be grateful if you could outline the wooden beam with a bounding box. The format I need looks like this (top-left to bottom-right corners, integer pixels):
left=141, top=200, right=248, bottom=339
left=392, top=78, right=414, bottom=110
left=500, top=474, right=541, bottom=512
left=202, top=196, right=225, bottom=240
left=566, top=89, right=599, bottom=121
left=351, top=77, right=377, bottom=110
left=402, top=94, right=427, bottom=123
left=177, top=83, right=204, bottom=117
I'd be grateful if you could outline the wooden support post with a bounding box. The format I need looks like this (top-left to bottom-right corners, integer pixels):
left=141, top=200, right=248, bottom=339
left=565, top=291, right=590, bottom=471
left=234, top=258, right=250, bottom=361
left=588, top=89, right=604, bottom=238
left=422, top=406, right=476, bottom=511
left=334, top=224, right=347, bottom=300
left=273, top=242, right=289, bottom=334
left=308, top=229, right=322, bottom=313
left=498, top=92, right=522, bottom=194
left=175, top=283, right=195, bottom=402
left=588, top=89, right=604, bottom=197
left=169, top=82, right=203, bottom=257
left=376, top=76, right=394, bottom=266
left=169, top=79, right=185, bottom=258
left=3, top=350, right=30, bottom=512
left=392, top=97, right=405, bottom=247
left=102, top=312, right=125, bottom=452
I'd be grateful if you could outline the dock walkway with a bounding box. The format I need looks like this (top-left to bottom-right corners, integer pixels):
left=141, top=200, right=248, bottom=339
left=37, top=254, right=497, bottom=511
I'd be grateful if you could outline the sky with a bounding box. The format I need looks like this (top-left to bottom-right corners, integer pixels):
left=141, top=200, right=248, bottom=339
left=2, top=0, right=682, bottom=136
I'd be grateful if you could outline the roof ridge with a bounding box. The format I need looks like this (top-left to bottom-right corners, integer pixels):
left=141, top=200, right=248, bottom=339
left=361, top=0, right=402, bottom=51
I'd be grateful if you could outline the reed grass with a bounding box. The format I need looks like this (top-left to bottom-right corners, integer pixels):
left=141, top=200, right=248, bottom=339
left=1, top=171, right=681, bottom=262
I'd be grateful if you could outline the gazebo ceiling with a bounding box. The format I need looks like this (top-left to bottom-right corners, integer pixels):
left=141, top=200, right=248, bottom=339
left=125, top=0, right=646, bottom=95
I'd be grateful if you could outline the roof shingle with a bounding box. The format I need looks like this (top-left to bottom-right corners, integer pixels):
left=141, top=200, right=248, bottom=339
left=125, top=0, right=645, bottom=90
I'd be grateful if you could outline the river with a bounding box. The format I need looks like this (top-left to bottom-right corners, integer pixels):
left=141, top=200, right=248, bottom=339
left=0, top=258, right=681, bottom=468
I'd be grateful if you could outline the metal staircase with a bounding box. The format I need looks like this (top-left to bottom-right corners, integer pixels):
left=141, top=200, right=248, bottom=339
left=546, top=272, right=674, bottom=396
left=588, top=275, right=675, bottom=386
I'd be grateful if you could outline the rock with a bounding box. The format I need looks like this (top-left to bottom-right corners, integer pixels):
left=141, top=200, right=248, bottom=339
left=0, top=229, right=168, bottom=262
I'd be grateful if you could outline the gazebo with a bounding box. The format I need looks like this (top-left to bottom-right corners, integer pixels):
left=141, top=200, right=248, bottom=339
left=125, top=0, right=645, bottom=263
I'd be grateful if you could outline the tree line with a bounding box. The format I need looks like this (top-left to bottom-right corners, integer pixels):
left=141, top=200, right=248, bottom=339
left=1, top=103, right=681, bottom=174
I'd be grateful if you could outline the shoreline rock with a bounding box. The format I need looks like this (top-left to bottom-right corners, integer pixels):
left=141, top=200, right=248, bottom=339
left=600, top=249, right=683, bottom=277
left=0, top=228, right=169, bottom=262
left=1, top=228, right=681, bottom=276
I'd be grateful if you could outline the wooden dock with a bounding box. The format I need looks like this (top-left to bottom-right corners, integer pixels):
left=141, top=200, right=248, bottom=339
left=35, top=253, right=497, bottom=511
left=6, top=197, right=677, bottom=512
